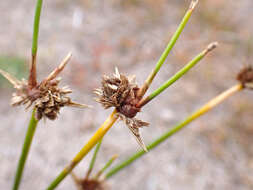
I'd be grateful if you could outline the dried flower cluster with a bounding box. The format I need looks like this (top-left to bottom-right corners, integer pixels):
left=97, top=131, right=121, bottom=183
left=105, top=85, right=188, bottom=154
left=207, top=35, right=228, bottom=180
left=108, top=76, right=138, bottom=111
left=72, top=178, right=106, bottom=190
left=0, top=53, right=88, bottom=120
left=95, top=68, right=149, bottom=151
left=71, top=170, right=108, bottom=190
left=237, top=65, right=253, bottom=89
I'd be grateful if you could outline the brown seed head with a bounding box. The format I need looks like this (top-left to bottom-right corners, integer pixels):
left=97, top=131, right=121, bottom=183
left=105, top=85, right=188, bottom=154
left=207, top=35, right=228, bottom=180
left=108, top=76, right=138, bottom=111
left=72, top=173, right=107, bottom=190
left=34, top=79, right=74, bottom=120
left=237, top=66, right=253, bottom=89
left=95, top=68, right=141, bottom=118
left=79, top=179, right=106, bottom=190
left=0, top=53, right=88, bottom=120
left=95, top=68, right=149, bottom=151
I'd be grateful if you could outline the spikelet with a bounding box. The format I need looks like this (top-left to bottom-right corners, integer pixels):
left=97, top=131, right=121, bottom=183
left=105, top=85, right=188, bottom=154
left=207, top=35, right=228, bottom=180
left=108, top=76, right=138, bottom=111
left=0, top=52, right=89, bottom=120
left=95, top=68, right=149, bottom=151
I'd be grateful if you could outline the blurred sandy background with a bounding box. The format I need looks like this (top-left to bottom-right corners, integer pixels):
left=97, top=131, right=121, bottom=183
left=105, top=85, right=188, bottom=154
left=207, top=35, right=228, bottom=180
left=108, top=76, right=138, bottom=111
left=0, top=0, right=253, bottom=189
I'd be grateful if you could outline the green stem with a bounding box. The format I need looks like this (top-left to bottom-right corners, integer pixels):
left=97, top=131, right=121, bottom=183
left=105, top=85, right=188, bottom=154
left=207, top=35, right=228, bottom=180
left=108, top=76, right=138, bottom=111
left=13, top=0, right=43, bottom=189
left=32, top=0, right=43, bottom=56
left=137, top=0, right=199, bottom=98
left=29, top=0, right=43, bottom=88
left=85, top=140, right=102, bottom=179
left=137, top=42, right=218, bottom=108
left=12, top=110, right=39, bottom=190
left=105, top=84, right=242, bottom=179
left=95, top=155, right=118, bottom=179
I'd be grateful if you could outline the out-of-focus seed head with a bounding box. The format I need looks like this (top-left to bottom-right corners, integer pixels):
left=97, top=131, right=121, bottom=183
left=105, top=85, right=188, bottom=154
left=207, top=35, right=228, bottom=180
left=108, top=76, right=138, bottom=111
left=95, top=68, right=149, bottom=151
left=237, top=66, right=253, bottom=89
left=78, top=179, right=106, bottom=190
left=0, top=53, right=88, bottom=120
left=72, top=173, right=108, bottom=190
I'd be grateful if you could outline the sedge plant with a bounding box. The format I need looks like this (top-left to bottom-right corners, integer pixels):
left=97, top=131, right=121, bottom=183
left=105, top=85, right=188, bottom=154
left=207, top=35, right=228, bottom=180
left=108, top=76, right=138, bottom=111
left=1, top=0, right=251, bottom=189
left=46, top=1, right=220, bottom=189
left=47, top=41, right=217, bottom=189
left=105, top=65, right=253, bottom=178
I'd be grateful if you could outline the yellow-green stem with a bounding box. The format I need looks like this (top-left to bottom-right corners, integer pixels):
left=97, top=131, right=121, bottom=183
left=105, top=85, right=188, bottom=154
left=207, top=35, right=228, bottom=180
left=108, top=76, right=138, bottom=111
left=85, top=140, right=103, bottom=179
left=29, top=0, right=43, bottom=88
left=137, top=42, right=218, bottom=108
left=95, top=154, right=118, bottom=180
left=46, top=109, right=118, bottom=190
left=12, top=110, right=39, bottom=190
left=105, top=84, right=243, bottom=178
left=137, top=0, right=199, bottom=98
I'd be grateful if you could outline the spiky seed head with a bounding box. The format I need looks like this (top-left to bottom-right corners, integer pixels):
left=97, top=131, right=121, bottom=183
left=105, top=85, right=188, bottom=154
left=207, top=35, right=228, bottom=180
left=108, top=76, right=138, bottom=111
left=0, top=53, right=89, bottom=120
left=95, top=68, right=149, bottom=151
left=95, top=67, right=140, bottom=117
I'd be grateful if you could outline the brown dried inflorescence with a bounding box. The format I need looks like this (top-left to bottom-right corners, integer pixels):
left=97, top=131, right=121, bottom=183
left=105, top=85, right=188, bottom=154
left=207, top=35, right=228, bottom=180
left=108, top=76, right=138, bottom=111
left=77, top=179, right=106, bottom=190
left=95, top=68, right=149, bottom=151
left=237, top=66, right=253, bottom=89
left=0, top=53, right=88, bottom=120
left=71, top=173, right=108, bottom=190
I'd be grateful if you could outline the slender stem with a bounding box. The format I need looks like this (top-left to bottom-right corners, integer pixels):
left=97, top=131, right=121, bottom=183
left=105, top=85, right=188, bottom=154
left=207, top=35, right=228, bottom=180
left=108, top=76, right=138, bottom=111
left=46, top=109, right=118, bottom=190
left=137, top=42, right=218, bottom=108
left=137, top=0, right=199, bottom=98
left=95, top=155, right=118, bottom=180
left=29, top=0, right=43, bottom=88
left=85, top=140, right=103, bottom=179
left=32, top=0, right=43, bottom=56
left=13, top=1, right=43, bottom=189
left=105, top=84, right=243, bottom=178
left=12, top=110, right=39, bottom=190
